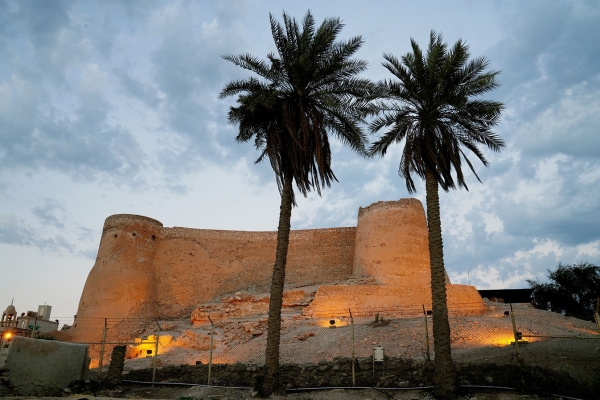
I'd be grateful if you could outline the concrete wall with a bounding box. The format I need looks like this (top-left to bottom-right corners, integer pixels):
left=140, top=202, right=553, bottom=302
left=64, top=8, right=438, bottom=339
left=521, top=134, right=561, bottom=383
left=0, top=336, right=89, bottom=395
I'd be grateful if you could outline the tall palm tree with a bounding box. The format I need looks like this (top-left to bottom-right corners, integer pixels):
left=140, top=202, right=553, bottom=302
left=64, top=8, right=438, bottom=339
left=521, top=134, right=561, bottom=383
left=220, top=11, right=374, bottom=395
left=369, top=31, right=504, bottom=398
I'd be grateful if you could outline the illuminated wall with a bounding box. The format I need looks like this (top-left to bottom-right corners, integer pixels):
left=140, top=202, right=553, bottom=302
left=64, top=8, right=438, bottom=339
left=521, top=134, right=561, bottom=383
left=76, top=216, right=355, bottom=320
left=75, top=198, right=486, bottom=325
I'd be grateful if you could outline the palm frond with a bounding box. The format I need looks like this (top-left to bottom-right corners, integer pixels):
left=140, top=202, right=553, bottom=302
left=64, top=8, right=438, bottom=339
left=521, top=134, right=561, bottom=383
left=221, top=10, right=373, bottom=201
left=369, top=30, right=504, bottom=192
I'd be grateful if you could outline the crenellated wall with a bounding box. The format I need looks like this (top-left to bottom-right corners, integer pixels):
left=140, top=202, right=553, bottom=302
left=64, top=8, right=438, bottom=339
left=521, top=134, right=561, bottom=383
left=74, top=198, right=486, bottom=325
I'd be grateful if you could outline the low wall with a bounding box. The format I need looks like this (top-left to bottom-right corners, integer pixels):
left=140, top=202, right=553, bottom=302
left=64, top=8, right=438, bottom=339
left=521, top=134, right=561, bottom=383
left=124, top=357, right=427, bottom=388
left=303, top=284, right=487, bottom=317
left=0, top=336, right=89, bottom=395
left=122, top=359, right=595, bottom=398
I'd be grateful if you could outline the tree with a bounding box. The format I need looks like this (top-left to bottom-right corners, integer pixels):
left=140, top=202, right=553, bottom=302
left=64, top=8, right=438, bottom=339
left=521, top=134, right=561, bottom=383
left=528, top=262, right=600, bottom=320
left=220, top=11, right=374, bottom=395
left=368, top=31, right=504, bottom=398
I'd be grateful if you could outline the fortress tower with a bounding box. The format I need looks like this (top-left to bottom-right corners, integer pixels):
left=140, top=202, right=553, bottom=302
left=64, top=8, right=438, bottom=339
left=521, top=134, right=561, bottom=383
left=76, top=214, right=163, bottom=320
left=353, top=198, right=431, bottom=286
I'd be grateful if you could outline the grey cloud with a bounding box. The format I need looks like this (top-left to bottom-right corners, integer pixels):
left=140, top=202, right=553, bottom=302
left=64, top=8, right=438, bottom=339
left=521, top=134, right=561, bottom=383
left=147, top=3, right=278, bottom=182
left=0, top=214, right=74, bottom=253
left=492, top=2, right=600, bottom=128
left=438, top=153, right=600, bottom=286
left=514, top=83, right=600, bottom=160
left=0, top=1, right=148, bottom=185
left=114, top=67, right=160, bottom=108
left=77, top=226, right=96, bottom=242
left=434, top=1, right=600, bottom=287
left=78, top=247, right=98, bottom=260
left=0, top=1, right=85, bottom=84
left=0, top=83, right=146, bottom=183
left=32, top=200, right=65, bottom=229
left=0, top=37, right=146, bottom=182
left=0, top=215, right=41, bottom=246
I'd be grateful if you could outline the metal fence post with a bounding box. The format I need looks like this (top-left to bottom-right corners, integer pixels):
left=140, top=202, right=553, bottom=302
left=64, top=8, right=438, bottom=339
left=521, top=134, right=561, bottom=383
left=509, top=303, right=521, bottom=360
left=98, top=318, right=107, bottom=379
left=422, top=305, right=431, bottom=363
left=349, top=309, right=355, bottom=386
left=152, top=319, right=160, bottom=385
left=595, top=298, right=600, bottom=335
left=208, top=315, right=215, bottom=386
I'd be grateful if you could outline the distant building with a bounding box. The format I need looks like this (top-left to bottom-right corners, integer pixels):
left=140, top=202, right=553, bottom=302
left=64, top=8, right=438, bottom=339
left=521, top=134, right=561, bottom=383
left=1, top=302, right=59, bottom=339
left=478, top=288, right=533, bottom=304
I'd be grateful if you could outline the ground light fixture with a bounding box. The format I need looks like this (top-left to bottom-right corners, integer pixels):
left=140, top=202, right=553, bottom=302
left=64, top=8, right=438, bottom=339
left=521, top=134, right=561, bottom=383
left=2, top=331, right=12, bottom=348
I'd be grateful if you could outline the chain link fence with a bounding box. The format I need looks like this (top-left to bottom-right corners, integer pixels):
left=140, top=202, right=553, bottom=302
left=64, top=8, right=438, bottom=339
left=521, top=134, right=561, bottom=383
left=33, top=300, right=597, bottom=386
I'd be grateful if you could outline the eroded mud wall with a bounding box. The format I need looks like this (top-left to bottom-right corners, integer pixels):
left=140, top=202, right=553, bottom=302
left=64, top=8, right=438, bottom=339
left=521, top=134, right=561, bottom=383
left=76, top=214, right=163, bottom=320
left=76, top=216, right=356, bottom=320
left=153, top=227, right=356, bottom=316
left=353, top=198, right=431, bottom=286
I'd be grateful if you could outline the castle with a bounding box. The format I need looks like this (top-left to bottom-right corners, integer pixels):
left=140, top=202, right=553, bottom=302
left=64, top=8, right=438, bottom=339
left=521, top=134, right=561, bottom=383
left=75, top=198, right=485, bottom=325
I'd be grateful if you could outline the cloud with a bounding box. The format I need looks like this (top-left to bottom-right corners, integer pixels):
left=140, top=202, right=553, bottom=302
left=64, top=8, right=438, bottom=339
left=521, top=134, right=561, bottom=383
left=492, top=1, right=600, bottom=129
left=148, top=9, right=249, bottom=168
left=515, top=79, right=600, bottom=159
left=77, top=226, right=97, bottom=242
left=32, top=199, right=65, bottom=229
left=0, top=3, right=149, bottom=185
left=0, top=213, right=74, bottom=253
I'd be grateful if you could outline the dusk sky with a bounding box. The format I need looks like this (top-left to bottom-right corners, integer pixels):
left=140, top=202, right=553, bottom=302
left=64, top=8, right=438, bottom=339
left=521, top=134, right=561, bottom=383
left=1, top=0, right=599, bottom=319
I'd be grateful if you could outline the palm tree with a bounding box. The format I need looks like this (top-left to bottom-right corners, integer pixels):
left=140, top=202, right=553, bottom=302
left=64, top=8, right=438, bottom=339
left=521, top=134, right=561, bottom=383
left=369, top=31, right=504, bottom=398
left=220, top=11, right=374, bottom=395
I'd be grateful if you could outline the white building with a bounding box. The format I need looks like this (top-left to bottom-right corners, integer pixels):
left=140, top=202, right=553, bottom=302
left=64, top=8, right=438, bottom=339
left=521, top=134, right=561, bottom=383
left=1, top=303, right=59, bottom=336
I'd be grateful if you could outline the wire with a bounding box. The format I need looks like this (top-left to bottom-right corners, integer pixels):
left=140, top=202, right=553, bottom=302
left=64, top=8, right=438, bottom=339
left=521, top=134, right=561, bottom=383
left=121, top=379, right=252, bottom=390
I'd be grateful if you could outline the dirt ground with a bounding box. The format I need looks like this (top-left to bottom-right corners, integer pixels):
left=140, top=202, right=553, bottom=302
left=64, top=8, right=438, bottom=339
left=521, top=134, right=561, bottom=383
left=118, top=385, right=579, bottom=399
left=106, top=303, right=599, bottom=385
left=0, top=386, right=571, bottom=400
left=9, top=303, right=594, bottom=399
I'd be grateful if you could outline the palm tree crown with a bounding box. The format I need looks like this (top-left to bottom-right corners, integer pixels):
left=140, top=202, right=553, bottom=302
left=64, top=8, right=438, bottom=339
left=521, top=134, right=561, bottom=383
left=221, top=11, right=374, bottom=199
left=369, top=31, right=504, bottom=192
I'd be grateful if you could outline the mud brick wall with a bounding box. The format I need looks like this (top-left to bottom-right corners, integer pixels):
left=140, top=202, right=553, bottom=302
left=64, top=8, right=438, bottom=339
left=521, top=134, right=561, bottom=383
left=75, top=213, right=356, bottom=322
left=154, top=227, right=356, bottom=317
left=76, top=215, right=164, bottom=322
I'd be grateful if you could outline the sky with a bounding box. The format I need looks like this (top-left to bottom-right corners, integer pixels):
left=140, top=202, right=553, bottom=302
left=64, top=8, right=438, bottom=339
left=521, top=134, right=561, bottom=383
left=1, top=0, right=599, bottom=319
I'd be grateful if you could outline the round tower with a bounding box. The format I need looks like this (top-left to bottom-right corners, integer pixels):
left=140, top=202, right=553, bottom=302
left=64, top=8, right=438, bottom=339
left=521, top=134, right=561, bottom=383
left=353, top=198, right=431, bottom=286
left=75, top=214, right=163, bottom=322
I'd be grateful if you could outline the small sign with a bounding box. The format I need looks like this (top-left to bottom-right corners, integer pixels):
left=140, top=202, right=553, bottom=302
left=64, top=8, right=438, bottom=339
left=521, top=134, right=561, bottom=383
left=373, top=345, right=384, bottom=362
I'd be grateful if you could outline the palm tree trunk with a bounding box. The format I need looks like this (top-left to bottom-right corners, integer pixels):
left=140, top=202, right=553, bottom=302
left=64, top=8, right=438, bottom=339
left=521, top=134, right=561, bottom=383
left=263, top=173, right=294, bottom=396
left=425, top=170, right=456, bottom=398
